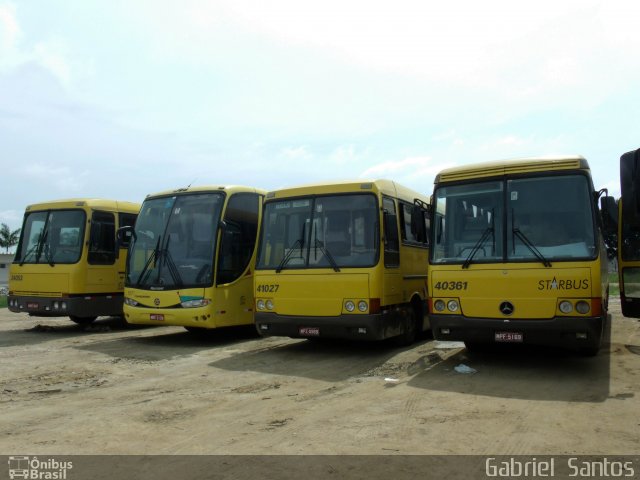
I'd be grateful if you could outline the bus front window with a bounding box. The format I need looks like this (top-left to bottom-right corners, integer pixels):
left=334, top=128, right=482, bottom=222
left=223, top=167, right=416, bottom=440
left=16, top=210, right=86, bottom=265
left=127, top=193, right=224, bottom=289
left=256, top=194, right=378, bottom=270
left=507, top=175, right=596, bottom=261
left=431, top=181, right=504, bottom=265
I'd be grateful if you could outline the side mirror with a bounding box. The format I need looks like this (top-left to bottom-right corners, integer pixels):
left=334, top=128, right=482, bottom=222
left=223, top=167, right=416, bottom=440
left=116, top=226, right=135, bottom=259
left=620, top=148, right=640, bottom=224
left=600, top=196, right=618, bottom=235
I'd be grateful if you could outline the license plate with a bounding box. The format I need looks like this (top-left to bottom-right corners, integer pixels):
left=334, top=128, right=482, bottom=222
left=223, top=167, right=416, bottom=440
left=299, top=327, right=320, bottom=336
left=150, top=314, right=165, bottom=321
left=27, top=302, right=39, bottom=309
left=495, top=331, right=523, bottom=343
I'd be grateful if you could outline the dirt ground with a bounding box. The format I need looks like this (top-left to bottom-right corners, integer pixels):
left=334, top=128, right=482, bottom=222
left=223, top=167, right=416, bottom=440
left=0, top=299, right=638, bottom=456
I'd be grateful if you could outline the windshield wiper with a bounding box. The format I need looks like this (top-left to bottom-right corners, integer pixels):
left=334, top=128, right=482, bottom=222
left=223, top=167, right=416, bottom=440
left=276, top=223, right=306, bottom=273
left=512, top=228, right=552, bottom=268
left=314, top=239, right=340, bottom=272
left=136, top=235, right=161, bottom=286
left=158, top=234, right=183, bottom=287
left=462, top=226, right=494, bottom=269
left=19, top=240, right=41, bottom=266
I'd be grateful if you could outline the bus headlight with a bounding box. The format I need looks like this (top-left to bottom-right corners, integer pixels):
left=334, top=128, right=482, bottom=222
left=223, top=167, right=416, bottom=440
left=345, top=301, right=355, bottom=312
left=181, top=298, right=211, bottom=308
left=257, top=299, right=265, bottom=310
left=434, top=300, right=445, bottom=312
left=559, top=301, right=573, bottom=314
left=124, top=297, right=139, bottom=307
left=447, top=300, right=459, bottom=312
left=266, top=300, right=274, bottom=310
left=576, top=301, right=590, bottom=314
left=358, top=301, right=368, bottom=312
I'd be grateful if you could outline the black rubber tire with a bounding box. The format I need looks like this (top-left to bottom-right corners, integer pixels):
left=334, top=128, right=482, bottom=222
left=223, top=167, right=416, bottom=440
left=393, top=308, right=419, bottom=347
left=69, top=316, right=97, bottom=325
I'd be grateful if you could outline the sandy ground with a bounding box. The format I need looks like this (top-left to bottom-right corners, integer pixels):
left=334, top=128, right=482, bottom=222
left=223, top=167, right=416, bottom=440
left=0, top=299, right=638, bottom=456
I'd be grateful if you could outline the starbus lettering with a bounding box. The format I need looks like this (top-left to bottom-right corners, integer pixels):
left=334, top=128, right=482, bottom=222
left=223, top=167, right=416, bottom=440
left=537, top=277, right=589, bottom=291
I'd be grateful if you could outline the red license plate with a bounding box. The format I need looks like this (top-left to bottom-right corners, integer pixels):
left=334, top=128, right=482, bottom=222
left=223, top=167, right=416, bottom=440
left=495, top=331, right=523, bottom=343
left=150, top=314, right=165, bottom=321
left=299, top=327, right=320, bottom=336
left=27, top=302, right=39, bottom=309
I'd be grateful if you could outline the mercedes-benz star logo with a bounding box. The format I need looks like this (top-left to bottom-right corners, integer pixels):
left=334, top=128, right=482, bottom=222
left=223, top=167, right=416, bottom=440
left=154, top=298, right=160, bottom=306
left=499, top=301, right=514, bottom=316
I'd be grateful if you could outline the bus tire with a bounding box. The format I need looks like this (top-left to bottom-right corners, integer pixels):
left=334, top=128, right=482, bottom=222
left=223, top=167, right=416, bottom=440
left=184, top=326, right=209, bottom=335
left=69, top=316, right=97, bottom=325
left=393, top=307, right=419, bottom=347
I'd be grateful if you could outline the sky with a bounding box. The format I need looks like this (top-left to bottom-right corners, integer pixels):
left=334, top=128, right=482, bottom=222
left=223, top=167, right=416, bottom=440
left=1, top=0, right=639, bottom=236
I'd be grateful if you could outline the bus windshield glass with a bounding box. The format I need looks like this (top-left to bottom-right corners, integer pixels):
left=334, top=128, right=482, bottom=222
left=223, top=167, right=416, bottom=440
left=127, top=193, right=224, bottom=289
left=431, top=174, right=596, bottom=265
left=16, top=209, right=86, bottom=265
left=256, top=193, right=378, bottom=270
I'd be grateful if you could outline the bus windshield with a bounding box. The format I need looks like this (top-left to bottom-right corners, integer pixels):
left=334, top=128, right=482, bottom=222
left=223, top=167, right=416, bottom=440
left=127, top=193, right=224, bottom=289
left=15, top=209, right=86, bottom=265
left=431, top=174, right=597, bottom=265
left=256, top=193, right=378, bottom=270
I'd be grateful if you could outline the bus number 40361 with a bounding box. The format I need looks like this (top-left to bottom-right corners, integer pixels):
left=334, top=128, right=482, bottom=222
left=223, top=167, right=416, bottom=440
left=434, top=281, right=468, bottom=291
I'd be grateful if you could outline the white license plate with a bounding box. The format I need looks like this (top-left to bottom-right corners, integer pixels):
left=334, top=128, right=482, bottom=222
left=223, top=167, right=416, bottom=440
left=299, top=327, right=320, bottom=336
left=27, top=302, right=39, bottom=309
left=150, top=314, right=165, bottom=321
left=495, top=331, right=523, bottom=343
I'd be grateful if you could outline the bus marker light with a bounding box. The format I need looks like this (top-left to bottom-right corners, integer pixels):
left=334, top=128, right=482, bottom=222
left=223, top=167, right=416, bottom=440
left=576, top=301, right=590, bottom=314
left=559, top=301, right=573, bottom=314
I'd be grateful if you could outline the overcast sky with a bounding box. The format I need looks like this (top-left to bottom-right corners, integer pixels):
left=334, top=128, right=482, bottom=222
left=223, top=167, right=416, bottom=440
left=1, top=0, right=639, bottom=233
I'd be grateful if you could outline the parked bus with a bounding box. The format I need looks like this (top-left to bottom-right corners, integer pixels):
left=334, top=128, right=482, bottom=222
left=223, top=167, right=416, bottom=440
left=254, top=179, right=431, bottom=345
left=617, top=147, right=640, bottom=318
left=123, top=185, right=265, bottom=333
left=428, top=156, right=612, bottom=355
left=8, top=198, right=140, bottom=324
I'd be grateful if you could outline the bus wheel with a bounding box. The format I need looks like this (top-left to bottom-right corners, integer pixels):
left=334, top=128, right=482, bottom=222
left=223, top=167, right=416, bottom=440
left=69, top=316, right=97, bottom=325
left=393, top=307, right=418, bottom=347
left=184, top=326, right=212, bottom=336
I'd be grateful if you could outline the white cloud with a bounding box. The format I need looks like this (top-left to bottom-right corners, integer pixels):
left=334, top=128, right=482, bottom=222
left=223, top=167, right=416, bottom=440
left=24, top=162, right=89, bottom=192
left=361, top=156, right=455, bottom=179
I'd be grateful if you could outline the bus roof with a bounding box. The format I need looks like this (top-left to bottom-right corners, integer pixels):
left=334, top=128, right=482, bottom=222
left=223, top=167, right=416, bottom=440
left=145, top=185, right=267, bottom=200
left=435, top=155, right=590, bottom=184
left=265, top=179, right=430, bottom=205
left=25, top=198, right=140, bottom=214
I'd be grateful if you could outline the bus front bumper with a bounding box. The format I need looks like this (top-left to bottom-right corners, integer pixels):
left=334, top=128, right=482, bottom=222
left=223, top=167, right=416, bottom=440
left=255, top=309, right=408, bottom=341
left=7, top=294, right=123, bottom=318
left=430, top=314, right=604, bottom=350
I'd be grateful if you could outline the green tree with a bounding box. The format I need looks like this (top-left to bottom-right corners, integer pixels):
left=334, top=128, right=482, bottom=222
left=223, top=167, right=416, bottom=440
left=0, top=223, right=21, bottom=253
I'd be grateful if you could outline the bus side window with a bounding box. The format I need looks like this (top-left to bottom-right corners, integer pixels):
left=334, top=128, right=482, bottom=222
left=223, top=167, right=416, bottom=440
left=383, top=197, right=400, bottom=267
left=216, top=193, right=260, bottom=285
left=88, top=211, right=116, bottom=265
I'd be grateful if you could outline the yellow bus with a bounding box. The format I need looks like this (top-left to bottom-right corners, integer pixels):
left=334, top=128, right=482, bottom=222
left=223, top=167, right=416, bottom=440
left=123, top=185, right=265, bottom=333
left=8, top=198, right=140, bottom=324
left=254, top=179, right=431, bottom=345
left=428, top=156, right=613, bottom=355
left=617, top=147, right=640, bottom=318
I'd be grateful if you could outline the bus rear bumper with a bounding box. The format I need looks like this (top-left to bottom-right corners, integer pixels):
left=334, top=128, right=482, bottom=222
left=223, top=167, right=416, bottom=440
left=255, top=309, right=409, bottom=341
left=7, top=294, right=124, bottom=318
left=430, top=314, right=604, bottom=351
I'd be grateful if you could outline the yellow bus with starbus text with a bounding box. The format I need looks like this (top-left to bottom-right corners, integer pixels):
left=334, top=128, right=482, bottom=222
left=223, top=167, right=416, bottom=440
left=8, top=198, right=140, bottom=324
left=254, top=179, right=431, bottom=345
left=122, top=185, right=265, bottom=333
left=617, top=147, right=640, bottom=318
left=428, top=156, right=613, bottom=355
